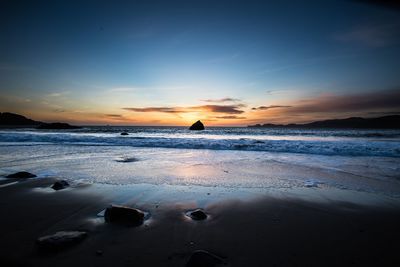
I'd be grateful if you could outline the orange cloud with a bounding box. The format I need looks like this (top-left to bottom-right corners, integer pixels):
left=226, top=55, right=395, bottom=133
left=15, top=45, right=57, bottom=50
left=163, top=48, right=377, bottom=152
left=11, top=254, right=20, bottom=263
left=215, top=115, right=246, bottom=119
left=200, top=98, right=241, bottom=103
left=252, top=105, right=292, bottom=110
left=123, top=104, right=246, bottom=115
left=250, top=88, right=400, bottom=124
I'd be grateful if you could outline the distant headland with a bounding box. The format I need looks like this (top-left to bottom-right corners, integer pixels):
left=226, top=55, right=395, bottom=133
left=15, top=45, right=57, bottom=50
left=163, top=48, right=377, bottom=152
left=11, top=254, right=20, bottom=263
left=2, top=112, right=400, bottom=129
left=0, top=112, right=42, bottom=126
left=248, top=115, right=400, bottom=129
left=0, top=112, right=80, bottom=129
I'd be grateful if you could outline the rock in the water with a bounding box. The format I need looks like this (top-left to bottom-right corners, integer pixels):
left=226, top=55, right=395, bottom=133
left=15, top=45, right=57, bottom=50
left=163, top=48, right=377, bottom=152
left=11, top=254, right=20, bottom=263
left=6, top=171, right=36, bottom=179
left=115, top=157, right=139, bottom=163
left=304, top=179, right=320, bottom=188
left=104, top=205, right=145, bottom=226
left=51, top=180, right=70, bottom=190
left=37, top=123, right=80, bottom=129
left=37, top=231, right=87, bottom=250
left=186, top=250, right=225, bottom=267
left=120, top=132, right=129, bottom=136
left=189, top=120, right=205, bottom=130
left=187, top=209, right=208, bottom=220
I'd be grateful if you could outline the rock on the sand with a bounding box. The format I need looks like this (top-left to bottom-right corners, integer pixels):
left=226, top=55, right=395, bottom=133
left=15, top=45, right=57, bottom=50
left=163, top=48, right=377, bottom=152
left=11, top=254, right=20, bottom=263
left=189, top=120, right=205, bottom=130
left=186, top=250, right=226, bottom=267
left=187, top=209, right=208, bottom=220
left=104, top=205, right=145, bottom=226
left=51, top=180, right=70, bottom=190
left=120, top=132, right=129, bottom=136
left=37, top=231, right=87, bottom=250
left=6, top=171, right=36, bottom=179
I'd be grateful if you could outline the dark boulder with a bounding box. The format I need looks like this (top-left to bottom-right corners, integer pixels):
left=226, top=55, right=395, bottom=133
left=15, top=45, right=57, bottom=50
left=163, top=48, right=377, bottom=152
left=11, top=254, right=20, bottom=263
left=37, top=231, right=87, bottom=251
left=189, top=120, right=205, bottom=131
left=37, top=123, right=81, bottom=129
left=186, top=250, right=226, bottom=267
left=104, top=205, right=145, bottom=226
left=51, top=180, right=70, bottom=190
left=6, top=171, right=36, bottom=179
left=120, top=132, right=129, bottom=135
left=187, top=209, right=208, bottom=221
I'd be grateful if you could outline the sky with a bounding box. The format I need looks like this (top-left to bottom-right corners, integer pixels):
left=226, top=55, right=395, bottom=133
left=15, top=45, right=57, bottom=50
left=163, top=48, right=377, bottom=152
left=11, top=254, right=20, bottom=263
left=1, top=0, right=400, bottom=126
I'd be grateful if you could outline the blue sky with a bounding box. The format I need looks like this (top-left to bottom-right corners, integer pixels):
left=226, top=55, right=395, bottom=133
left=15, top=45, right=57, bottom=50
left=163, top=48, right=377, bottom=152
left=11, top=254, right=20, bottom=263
left=1, top=0, right=399, bottom=125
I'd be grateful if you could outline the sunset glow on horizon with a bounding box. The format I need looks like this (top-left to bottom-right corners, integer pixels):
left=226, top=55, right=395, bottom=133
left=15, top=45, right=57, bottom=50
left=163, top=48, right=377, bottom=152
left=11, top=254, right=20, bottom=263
left=1, top=0, right=400, bottom=126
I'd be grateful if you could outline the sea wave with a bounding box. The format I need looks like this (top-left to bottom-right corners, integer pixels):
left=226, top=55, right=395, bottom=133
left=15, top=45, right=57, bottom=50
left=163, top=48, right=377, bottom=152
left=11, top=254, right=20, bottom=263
left=1, top=131, right=399, bottom=157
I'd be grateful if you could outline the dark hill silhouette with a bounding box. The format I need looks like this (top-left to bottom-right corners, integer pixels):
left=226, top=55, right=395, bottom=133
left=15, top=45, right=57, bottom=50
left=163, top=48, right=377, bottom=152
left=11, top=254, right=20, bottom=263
left=248, top=115, right=400, bottom=129
left=0, top=112, right=42, bottom=125
left=0, top=112, right=80, bottom=129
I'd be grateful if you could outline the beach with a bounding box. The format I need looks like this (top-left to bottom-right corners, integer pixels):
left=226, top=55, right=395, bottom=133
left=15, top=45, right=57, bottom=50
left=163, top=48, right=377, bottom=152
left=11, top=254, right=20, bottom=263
left=1, top=177, right=399, bottom=266
left=1, top=127, right=400, bottom=266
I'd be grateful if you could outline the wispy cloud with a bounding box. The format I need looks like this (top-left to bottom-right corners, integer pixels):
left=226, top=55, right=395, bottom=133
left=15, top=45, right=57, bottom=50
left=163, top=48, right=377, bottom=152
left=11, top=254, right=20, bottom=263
left=108, top=85, right=190, bottom=94
left=200, top=97, right=241, bottom=103
left=123, top=104, right=246, bottom=114
left=105, top=114, right=123, bottom=118
left=108, top=87, right=137, bottom=93
left=123, top=107, right=182, bottom=113
left=257, top=55, right=358, bottom=75
left=215, top=115, right=247, bottom=119
left=254, top=88, right=400, bottom=116
left=199, top=105, right=246, bottom=114
left=206, top=53, right=241, bottom=64
left=288, top=88, right=400, bottom=113
left=52, top=109, right=66, bottom=113
left=47, top=91, right=70, bottom=97
left=334, top=23, right=400, bottom=47
left=252, top=105, right=292, bottom=111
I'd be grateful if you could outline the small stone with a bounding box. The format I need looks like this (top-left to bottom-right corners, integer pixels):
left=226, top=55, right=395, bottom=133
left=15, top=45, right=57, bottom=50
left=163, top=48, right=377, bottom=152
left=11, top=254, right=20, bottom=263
left=186, top=250, right=225, bottom=267
left=187, top=209, right=208, bottom=221
left=37, top=231, right=87, bottom=250
left=104, top=205, right=145, bottom=226
left=6, top=171, right=36, bottom=179
left=51, top=180, right=69, bottom=190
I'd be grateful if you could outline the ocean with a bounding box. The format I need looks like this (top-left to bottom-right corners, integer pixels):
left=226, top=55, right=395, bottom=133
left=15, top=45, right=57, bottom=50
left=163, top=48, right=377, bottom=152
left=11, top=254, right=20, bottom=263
left=1, top=126, right=400, bottom=201
left=1, top=126, right=400, bottom=157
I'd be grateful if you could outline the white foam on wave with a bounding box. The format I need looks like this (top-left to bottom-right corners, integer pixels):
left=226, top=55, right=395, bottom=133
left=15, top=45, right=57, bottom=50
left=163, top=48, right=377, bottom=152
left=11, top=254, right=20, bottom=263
left=1, top=130, right=400, bottom=157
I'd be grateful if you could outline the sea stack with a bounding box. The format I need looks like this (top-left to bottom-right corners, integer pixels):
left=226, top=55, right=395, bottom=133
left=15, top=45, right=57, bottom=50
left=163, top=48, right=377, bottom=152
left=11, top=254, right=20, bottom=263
left=189, top=120, right=205, bottom=131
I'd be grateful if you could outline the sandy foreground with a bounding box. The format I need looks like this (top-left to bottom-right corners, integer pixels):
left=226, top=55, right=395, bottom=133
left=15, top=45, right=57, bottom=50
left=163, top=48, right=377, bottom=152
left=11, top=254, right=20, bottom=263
left=0, top=177, right=399, bottom=267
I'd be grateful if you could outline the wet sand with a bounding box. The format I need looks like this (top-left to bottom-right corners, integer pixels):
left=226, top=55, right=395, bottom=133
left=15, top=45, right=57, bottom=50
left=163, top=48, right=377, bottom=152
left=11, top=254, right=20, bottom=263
left=0, top=178, right=399, bottom=267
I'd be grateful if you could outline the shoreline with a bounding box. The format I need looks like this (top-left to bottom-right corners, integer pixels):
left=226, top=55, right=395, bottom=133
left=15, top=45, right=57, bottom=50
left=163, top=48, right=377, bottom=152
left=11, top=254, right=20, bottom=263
left=0, top=177, right=399, bottom=266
